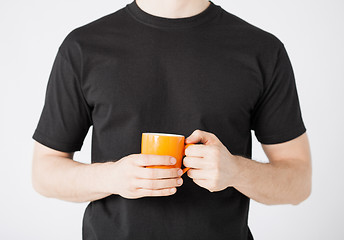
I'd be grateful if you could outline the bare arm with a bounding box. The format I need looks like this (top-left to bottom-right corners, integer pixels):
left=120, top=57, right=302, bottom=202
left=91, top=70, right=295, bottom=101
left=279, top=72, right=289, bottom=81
left=233, top=133, right=312, bottom=205
left=32, top=141, right=183, bottom=202
left=184, top=130, right=312, bottom=205
left=32, top=141, right=113, bottom=202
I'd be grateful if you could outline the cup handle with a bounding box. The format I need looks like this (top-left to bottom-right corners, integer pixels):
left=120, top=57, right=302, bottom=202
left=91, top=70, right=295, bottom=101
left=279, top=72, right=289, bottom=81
left=182, top=143, right=194, bottom=175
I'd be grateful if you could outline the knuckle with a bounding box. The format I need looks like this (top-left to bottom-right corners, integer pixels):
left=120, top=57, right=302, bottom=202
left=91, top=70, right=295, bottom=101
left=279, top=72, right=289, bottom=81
left=128, top=180, right=138, bottom=192
left=148, top=189, right=154, bottom=196
left=129, top=153, right=138, bottom=159
left=211, top=180, right=217, bottom=189
left=191, top=130, right=198, bottom=137
left=131, top=154, right=140, bottom=165
left=194, top=129, right=202, bottom=136
left=139, top=168, right=147, bottom=178
left=136, top=155, right=145, bottom=165
left=129, top=178, right=137, bottom=188
left=129, top=185, right=136, bottom=193
left=141, top=180, right=148, bottom=189
left=133, top=167, right=142, bottom=178
left=143, top=155, right=150, bottom=165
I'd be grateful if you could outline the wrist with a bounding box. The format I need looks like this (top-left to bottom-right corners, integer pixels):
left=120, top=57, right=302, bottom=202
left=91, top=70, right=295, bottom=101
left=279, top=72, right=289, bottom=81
left=230, top=155, right=248, bottom=189
left=92, top=161, right=118, bottom=195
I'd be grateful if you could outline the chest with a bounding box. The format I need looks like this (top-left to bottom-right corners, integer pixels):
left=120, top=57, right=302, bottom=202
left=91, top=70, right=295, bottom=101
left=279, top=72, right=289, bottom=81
left=81, top=32, right=263, bottom=126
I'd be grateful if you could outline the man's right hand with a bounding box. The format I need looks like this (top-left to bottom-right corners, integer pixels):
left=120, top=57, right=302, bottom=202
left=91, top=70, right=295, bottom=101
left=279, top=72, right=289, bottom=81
left=109, top=154, right=184, bottom=199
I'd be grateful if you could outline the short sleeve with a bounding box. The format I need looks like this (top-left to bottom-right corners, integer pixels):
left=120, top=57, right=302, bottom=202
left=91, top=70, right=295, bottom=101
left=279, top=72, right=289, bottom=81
left=251, top=42, right=306, bottom=144
left=32, top=50, right=92, bottom=152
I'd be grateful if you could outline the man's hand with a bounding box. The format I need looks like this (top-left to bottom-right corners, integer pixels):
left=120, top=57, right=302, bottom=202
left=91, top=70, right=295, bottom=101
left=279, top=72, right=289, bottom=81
left=111, top=154, right=184, bottom=199
left=183, top=129, right=238, bottom=192
left=183, top=129, right=311, bottom=205
left=32, top=142, right=184, bottom=202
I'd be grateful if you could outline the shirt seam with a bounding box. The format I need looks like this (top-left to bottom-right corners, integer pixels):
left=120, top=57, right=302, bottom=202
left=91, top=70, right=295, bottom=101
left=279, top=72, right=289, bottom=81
left=33, top=129, right=83, bottom=152
left=255, top=123, right=306, bottom=143
left=124, top=5, right=221, bottom=30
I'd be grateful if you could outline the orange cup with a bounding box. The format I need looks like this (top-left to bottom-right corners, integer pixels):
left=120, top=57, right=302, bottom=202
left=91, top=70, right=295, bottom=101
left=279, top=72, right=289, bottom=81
left=141, top=133, right=193, bottom=175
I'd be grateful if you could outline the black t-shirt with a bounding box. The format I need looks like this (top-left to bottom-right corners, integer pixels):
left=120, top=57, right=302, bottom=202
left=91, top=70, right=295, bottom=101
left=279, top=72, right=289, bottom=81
left=32, top=1, right=306, bottom=239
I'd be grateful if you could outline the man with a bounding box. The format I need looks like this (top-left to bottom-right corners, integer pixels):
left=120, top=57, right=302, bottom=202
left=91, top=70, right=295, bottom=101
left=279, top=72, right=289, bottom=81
left=32, top=0, right=312, bottom=239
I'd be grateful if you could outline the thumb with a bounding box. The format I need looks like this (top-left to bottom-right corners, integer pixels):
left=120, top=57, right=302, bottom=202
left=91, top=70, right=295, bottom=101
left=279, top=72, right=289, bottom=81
left=185, top=129, right=219, bottom=145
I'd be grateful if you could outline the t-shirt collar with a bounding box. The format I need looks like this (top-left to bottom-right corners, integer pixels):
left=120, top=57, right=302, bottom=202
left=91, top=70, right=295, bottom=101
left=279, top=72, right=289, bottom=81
left=125, top=0, right=221, bottom=29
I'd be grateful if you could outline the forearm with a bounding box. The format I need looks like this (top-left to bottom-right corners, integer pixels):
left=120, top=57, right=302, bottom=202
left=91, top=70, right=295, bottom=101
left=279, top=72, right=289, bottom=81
left=32, top=156, right=115, bottom=202
left=233, top=156, right=311, bottom=205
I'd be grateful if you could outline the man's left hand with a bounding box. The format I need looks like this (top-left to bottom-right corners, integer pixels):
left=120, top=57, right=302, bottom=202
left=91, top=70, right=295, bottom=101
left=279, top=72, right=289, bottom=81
left=184, top=129, right=239, bottom=192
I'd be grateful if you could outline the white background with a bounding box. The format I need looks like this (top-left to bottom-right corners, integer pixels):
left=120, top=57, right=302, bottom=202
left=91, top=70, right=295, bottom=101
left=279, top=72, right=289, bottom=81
left=1, top=0, right=343, bottom=239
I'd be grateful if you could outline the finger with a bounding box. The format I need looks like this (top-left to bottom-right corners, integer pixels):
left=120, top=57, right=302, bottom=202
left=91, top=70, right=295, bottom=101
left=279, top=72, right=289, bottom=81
left=184, top=144, right=208, bottom=157
left=183, top=156, right=207, bottom=169
left=136, top=187, right=177, bottom=197
left=135, top=154, right=176, bottom=166
left=185, top=129, right=219, bottom=145
left=137, top=167, right=183, bottom=179
left=187, top=169, right=208, bottom=180
left=135, top=178, right=183, bottom=190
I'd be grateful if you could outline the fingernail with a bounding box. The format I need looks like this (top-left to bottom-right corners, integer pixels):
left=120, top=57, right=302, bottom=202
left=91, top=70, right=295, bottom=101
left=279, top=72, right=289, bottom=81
left=177, top=169, right=183, bottom=176
left=170, top=188, right=176, bottom=194
left=177, top=178, right=183, bottom=185
left=170, top=157, right=176, bottom=164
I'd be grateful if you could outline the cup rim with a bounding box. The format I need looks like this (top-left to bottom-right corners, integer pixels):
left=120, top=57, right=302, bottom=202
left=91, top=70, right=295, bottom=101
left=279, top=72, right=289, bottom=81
left=142, top=132, right=184, bottom=137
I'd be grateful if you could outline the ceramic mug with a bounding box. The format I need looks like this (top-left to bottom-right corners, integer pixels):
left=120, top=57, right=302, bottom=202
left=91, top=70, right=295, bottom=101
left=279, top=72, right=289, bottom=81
left=141, top=132, right=194, bottom=175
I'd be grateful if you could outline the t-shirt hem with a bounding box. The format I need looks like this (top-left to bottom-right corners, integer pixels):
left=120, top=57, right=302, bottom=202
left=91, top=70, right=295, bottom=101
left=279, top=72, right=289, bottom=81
left=32, top=129, right=83, bottom=153
left=255, top=124, right=307, bottom=145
